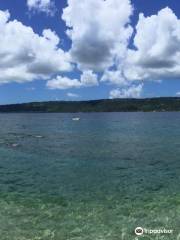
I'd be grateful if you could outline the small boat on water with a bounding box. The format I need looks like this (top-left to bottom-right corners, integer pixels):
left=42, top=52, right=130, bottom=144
left=35, top=135, right=43, bottom=138
left=72, top=117, right=80, bottom=121
left=11, top=143, right=19, bottom=148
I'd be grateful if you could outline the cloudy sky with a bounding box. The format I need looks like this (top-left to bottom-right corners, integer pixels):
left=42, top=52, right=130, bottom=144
left=0, top=0, right=180, bottom=104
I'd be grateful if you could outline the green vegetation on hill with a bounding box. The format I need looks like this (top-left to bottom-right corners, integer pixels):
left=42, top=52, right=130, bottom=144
left=1, top=97, right=180, bottom=112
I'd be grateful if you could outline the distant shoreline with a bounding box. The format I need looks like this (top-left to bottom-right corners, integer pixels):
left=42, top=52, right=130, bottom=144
left=1, top=97, right=180, bottom=113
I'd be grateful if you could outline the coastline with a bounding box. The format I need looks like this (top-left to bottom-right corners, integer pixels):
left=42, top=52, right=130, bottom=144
left=1, top=97, right=180, bottom=113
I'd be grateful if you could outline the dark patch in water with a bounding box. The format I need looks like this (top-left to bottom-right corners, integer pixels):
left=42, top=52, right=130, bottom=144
left=3, top=178, right=22, bottom=185
left=148, top=184, right=164, bottom=192
left=115, top=167, right=128, bottom=170
left=148, top=160, right=162, bottom=166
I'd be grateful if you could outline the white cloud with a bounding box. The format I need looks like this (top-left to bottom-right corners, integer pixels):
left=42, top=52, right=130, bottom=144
left=80, top=70, right=98, bottom=86
left=101, top=69, right=128, bottom=86
left=47, top=70, right=98, bottom=89
left=67, top=92, right=79, bottom=98
left=3, top=3, right=180, bottom=98
left=27, top=0, right=55, bottom=15
left=109, top=84, right=143, bottom=99
left=62, top=0, right=133, bottom=71
left=0, top=10, right=72, bottom=84
left=123, top=7, right=180, bottom=81
left=176, top=92, right=180, bottom=96
left=100, top=6, right=180, bottom=92
left=47, top=76, right=81, bottom=89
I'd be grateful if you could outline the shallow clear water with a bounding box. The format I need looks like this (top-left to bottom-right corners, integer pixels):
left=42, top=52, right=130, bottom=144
left=0, top=112, right=179, bottom=240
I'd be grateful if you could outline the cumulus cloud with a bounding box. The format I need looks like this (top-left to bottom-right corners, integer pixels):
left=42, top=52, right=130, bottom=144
left=67, top=92, right=79, bottom=98
left=101, top=69, right=128, bottom=86
left=100, top=7, right=180, bottom=89
left=47, top=70, right=98, bottom=89
left=109, top=84, right=143, bottom=99
left=3, top=2, right=180, bottom=98
left=47, top=76, right=81, bottom=89
left=123, top=7, right=180, bottom=81
left=62, top=0, right=133, bottom=71
left=0, top=10, right=72, bottom=84
left=80, top=70, right=98, bottom=86
left=27, top=0, right=55, bottom=15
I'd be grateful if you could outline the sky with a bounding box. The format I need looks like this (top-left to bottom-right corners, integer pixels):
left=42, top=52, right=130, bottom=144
left=1, top=0, right=180, bottom=104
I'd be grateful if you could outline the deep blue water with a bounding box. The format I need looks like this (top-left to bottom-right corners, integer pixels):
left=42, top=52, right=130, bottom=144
left=0, top=112, right=179, bottom=239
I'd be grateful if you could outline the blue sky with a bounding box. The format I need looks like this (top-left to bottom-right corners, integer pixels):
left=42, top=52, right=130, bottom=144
left=0, top=0, right=180, bottom=104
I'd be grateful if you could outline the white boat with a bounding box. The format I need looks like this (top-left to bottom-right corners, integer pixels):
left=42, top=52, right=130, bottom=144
left=72, top=117, right=80, bottom=121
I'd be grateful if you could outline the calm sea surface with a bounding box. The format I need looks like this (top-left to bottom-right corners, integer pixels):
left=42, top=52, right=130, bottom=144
left=0, top=112, right=179, bottom=240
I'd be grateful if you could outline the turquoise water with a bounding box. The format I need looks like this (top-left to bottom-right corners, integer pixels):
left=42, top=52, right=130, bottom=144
left=0, top=112, right=179, bottom=240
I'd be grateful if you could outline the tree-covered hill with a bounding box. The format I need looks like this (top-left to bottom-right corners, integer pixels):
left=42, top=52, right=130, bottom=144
left=1, top=98, right=180, bottom=112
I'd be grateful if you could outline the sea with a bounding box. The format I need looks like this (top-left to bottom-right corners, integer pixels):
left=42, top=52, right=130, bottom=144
left=0, top=112, right=179, bottom=240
